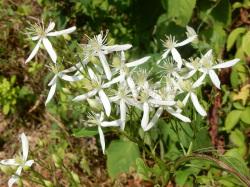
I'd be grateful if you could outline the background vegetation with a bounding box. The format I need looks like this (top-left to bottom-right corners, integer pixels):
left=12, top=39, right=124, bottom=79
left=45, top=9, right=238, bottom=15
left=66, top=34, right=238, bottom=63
left=0, top=0, right=249, bottom=186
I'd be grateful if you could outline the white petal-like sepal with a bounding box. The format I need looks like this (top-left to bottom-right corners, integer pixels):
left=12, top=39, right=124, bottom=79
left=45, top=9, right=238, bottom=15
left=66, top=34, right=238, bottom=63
left=0, top=159, right=19, bottom=166
left=73, top=89, right=98, bottom=101
left=103, top=44, right=132, bottom=52
left=59, top=74, right=83, bottom=82
left=171, top=48, right=182, bottom=68
left=212, top=58, right=240, bottom=69
left=190, top=92, right=207, bottom=116
left=8, top=175, right=19, bottom=187
left=98, top=126, right=105, bottom=154
left=120, top=99, right=127, bottom=130
left=167, top=108, right=191, bottom=122
left=25, top=39, right=42, bottom=63
left=101, top=120, right=121, bottom=127
left=175, top=35, right=197, bottom=47
left=20, top=133, right=29, bottom=161
left=144, top=107, right=163, bottom=131
left=45, top=22, right=55, bottom=33
left=149, top=99, right=175, bottom=106
left=126, top=56, right=151, bottom=68
left=98, top=89, right=111, bottom=116
left=141, top=102, right=150, bottom=130
left=47, top=26, right=76, bottom=36
left=45, top=82, right=57, bottom=105
left=193, top=73, right=207, bottom=88
left=25, top=160, right=34, bottom=167
left=98, top=52, right=112, bottom=80
left=42, top=37, right=57, bottom=63
left=209, top=70, right=220, bottom=89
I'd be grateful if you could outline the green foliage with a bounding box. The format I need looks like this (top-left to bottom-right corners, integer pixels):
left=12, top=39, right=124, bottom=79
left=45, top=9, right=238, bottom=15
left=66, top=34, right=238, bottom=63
left=164, top=0, right=196, bottom=26
left=1, top=0, right=250, bottom=186
left=106, top=139, right=140, bottom=178
left=224, top=110, right=242, bottom=132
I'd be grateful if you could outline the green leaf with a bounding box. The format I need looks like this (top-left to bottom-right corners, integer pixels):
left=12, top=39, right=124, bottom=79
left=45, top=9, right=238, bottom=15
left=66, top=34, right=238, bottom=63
left=227, top=27, right=246, bottom=51
left=106, top=139, right=140, bottom=178
left=135, top=158, right=151, bottom=180
left=240, top=107, right=250, bottom=124
left=175, top=167, right=199, bottom=186
left=72, top=127, right=98, bottom=137
left=221, top=155, right=250, bottom=177
left=229, top=129, right=245, bottom=147
left=211, top=0, right=231, bottom=26
left=242, top=31, right=250, bottom=56
left=224, top=110, right=242, bottom=132
left=3, top=104, right=10, bottom=115
left=165, top=0, right=196, bottom=26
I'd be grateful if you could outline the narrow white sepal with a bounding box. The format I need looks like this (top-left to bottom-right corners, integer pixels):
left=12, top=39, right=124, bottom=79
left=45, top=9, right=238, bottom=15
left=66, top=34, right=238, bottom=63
left=48, top=75, right=57, bottom=86
left=47, top=26, right=76, bottom=36
left=162, top=49, right=170, bottom=59
left=60, top=74, right=83, bottom=82
left=175, top=35, right=197, bottom=47
left=141, top=102, right=150, bottom=130
left=101, top=120, right=121, bottom=127
left=8, top=175, right=19, bottom=187
left=20, top=133, right=29, bottom=161
left=149, top=99, right=175, bottom=106
left=103, top=44, right=132, bottom=52
left=182, top=93, right=191, bottom=106
left=42, top=37, right=57, bottom=63
left=171, top=48, right=182, bottom=68
left=98, top=89, right=111, bottom=116
left=45, top=82, right=57, bottom=105
left=144, top=107, right=163, bottom=131
left=0, top=159, right=19, bottom=166
left=127, top=76, right=138, bottom=98
left=212, top=58, right=240, bottom=69
left=126, top=56, right=151, bottom=68
left=190, top=92, right=207, bottom=116
left=73, top=89, right=98, bottom=101
left=25, top=39, right=42, bottom=63
left=98, top=52, right=112, bottom=80
left=102, top=76, right=122, bottom=88
left=45, top=22, right=55, bottom=33
left=168, top=109, right=191, bottom=122
left=193, top=72, right=207, bottom=88
left=25, top=160, right=34, bottom=167
left=98, top=126, right=105, bottom=154
left=209, top=70, right=221, bottom=89
left=120, top=99, right=127, bottom=130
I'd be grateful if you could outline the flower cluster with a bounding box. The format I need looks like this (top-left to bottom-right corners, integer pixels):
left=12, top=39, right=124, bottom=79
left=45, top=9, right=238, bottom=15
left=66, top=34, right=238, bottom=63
left=24, top=22, right=239, bottom=154
left=0, top=133, right=33, bottom=187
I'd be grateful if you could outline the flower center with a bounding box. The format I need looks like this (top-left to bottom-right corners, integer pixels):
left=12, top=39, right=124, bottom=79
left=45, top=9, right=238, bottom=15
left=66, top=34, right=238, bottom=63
left=163, top=35, right=177, bottom=49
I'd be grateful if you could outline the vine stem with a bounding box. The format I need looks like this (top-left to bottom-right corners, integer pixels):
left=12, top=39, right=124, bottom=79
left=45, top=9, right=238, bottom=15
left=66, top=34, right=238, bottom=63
left=174, top=153, right=250, bottom=187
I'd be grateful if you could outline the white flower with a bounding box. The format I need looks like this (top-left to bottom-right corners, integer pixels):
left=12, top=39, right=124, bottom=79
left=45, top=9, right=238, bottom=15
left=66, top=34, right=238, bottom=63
left=185, top=26, right=198, bottom=43
left=73, top=68, right=122, bottom=116
left=143, top=85, right=189, bottom=131
left=159, top=58, right=182, bottom=78
left=178, top=79, right=207, bottom=116
left=0, top=133, right=34, bottom=187
left=183, top=57, right=201, bottom=79
left=88, top=112, right=121, bottom=154
left=25, top=21, right=76, bottom=64
left=194, top=50, right=240, bottom=89
left=45, top=65, right=84, bottom=105
left=158, top=27, right=197, bottom=68
left=113, top=51, right=150, bottom=97
left=83, top=31, right=132, bottom=80
left=134, top=82, right=175, bottom=131
left=109, top=84, right=140, bottom=130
